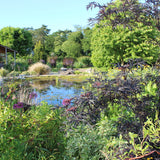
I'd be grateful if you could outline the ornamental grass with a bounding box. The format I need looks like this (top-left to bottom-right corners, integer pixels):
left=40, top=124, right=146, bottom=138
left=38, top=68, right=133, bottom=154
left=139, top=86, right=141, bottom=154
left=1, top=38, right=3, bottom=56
left=28, top=62, right=51, bottom=75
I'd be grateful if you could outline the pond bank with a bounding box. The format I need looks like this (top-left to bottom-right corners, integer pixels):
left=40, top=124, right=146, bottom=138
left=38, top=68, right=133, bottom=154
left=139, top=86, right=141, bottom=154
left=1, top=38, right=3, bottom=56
left=0, top=68, right=94, bottom=83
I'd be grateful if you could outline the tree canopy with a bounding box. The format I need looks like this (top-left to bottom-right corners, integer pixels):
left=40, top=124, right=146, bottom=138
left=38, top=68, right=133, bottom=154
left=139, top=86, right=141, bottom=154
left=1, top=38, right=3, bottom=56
left=62, top=31, right=83, bottom=58
left=91, top=21, right=160, bottom=68
left=0, top=27, right=33, bottom=56
left=88, top=0, right=160, bottom=68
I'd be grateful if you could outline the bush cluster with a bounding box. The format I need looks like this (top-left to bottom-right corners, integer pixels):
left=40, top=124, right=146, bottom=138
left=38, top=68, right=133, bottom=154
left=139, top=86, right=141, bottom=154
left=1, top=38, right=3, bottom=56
left=74, top=56, right=92, bottom=68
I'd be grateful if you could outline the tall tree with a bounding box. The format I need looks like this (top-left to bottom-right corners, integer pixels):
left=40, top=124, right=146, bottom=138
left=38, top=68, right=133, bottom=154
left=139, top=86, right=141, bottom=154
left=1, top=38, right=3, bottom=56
left=82, top=27, right=92, bottom=56
left=53, top=30, right=71, bottom=57
left=29, top=25, right=50, bottom=61
left=0, top=27, right=33, bottom=56
left=45, top=34, right=55, bottom=54
left=30, top=25, right=50, bottom=46
left=91, top=21, right=159, bottom=68
left=33, top=41, right=44, bottom=62
left=61, top=31, right=83, bottom=58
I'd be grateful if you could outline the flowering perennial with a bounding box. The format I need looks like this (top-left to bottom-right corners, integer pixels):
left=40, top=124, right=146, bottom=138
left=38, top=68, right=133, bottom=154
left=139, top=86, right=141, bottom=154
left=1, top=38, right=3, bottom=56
left=13, top=102, right=24, bottom=109
left=62, top=98, right=71, bottom=106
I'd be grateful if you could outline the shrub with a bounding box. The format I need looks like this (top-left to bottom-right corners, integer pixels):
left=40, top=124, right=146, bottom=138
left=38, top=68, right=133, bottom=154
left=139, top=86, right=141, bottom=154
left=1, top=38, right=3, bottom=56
left=28, top=62, right=51, bottom=75
left=47, top=56, right=57, bottom=68
left=63, top=58, right=74, bottom=68
left=91, top=22, right=160, bottom=68
left=74, top=56, right=92, bottom=68
left=73, top=61, right=84, bottom=68
left=0, top=101, right=66, bottom=160
left=0, top=68, right=9, bottom=77
left=64, top=124, right=105, bottom=160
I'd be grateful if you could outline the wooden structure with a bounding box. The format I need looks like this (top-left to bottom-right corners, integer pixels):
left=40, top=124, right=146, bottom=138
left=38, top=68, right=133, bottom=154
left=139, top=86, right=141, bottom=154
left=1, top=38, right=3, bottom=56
left=0, top=44, right=17, bottom=68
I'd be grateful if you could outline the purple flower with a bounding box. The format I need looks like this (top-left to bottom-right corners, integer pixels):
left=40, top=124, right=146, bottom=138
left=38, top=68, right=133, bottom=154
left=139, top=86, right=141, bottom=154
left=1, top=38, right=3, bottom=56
left=13, top=102, right=24, bottom=109
left=29, top=92, right=37, bottom=99
left=62, top=98, right=71, bottom=106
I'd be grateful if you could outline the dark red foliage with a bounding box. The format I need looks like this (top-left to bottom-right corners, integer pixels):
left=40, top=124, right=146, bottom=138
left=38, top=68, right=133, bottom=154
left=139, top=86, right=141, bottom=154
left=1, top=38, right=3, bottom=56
left=87, top=0, right=160, bottom=30
left=63, top=58, right=74, bottom=68
left=50, top=57, right=57, bottom=68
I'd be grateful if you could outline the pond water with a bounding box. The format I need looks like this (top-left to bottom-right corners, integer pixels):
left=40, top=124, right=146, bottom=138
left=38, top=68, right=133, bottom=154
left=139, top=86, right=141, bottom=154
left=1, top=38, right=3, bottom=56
left=1, top=78, right=85, bottom=107
left=30, top=79, right=84, bottom=106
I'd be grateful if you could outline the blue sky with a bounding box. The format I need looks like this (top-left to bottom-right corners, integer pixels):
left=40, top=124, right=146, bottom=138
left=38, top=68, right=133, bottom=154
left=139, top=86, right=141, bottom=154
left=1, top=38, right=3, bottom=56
left=0, top=0, right=109, bottom=34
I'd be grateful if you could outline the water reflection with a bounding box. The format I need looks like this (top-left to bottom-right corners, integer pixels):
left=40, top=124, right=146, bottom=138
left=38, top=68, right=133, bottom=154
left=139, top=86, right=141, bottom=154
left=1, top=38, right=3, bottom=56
left=1, top=78, right=84, bottom=106
left=29, top=79, right=83, bottom=106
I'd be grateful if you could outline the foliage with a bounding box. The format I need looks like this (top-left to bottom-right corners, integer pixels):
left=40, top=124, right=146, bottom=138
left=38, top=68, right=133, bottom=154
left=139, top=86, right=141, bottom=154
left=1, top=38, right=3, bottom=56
left=29, top=25, right=50, bottom=46
left=87, top=0, right=160, bottom=30
left=81, top=27, right=92, bottom=56
left=64, top=124, right=105, bottom=160
left=34, top=41, right=45, bottom=62
left=91, top=22, right=159, bottom=68
left=45, top=34, right=55, bottom=54
left=122, top=115, right=160, bottom=159
left=62, top=41, right=82, bottom=58
left=0, top=60, right=160, bottom=159
left=33, top=41, right=46, bottom=62
left=65, top=60, right=160, bottom=127
left=47, top=56, right=57, bottom=68
left=53, top=30, right=71, bottom=58
left=0, top=27, right=33, bottom=56
left=7, top=70, right=21, bottom=77
left=0, top=68, right=9, bottom=77
left=28, top=62, right=51, bottom=75
left=61, top=61, right=159, bottom=159
left=74, top=56, right=92, bottom=68
left=63, top=58, right=74, bottom=68
left=62, top=31, right=83, bottom=58
left=0, top=100, right=66, bottom=160
left=4, top=54, right=34, bottom=72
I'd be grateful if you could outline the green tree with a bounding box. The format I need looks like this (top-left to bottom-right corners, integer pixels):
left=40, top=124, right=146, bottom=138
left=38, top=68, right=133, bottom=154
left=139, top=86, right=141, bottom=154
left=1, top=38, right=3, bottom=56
left=82, top=27, right=92, bottom=56
left=91, top=21, right=160, bottom=68
left=62, top=41, right=81, bottom=58
left=33, top=41, right=44, bottom=62
left=30, top=25, right=50, bottom=46
left=0, top=27, right=33, bottom=56
left=61, top=31, right=83, bottom=58
left=45, top=34, right=55, bottom=54
left=53, top=30, right=71, bottom=57
left=29, top=25, right=50, bottom=61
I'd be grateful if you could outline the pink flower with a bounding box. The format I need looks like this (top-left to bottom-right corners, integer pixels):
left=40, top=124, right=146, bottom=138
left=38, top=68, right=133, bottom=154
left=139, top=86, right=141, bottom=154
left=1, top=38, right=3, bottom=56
left=62, top=98, right=71, bottom=106
left=13, top=102, right=24, bottom=109
left=29, top=92, right=37, bottom=99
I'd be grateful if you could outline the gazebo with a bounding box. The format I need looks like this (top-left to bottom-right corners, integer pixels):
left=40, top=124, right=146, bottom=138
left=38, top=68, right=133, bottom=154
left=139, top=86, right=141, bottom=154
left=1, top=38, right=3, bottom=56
left=0, top=44, right=17, bottom=68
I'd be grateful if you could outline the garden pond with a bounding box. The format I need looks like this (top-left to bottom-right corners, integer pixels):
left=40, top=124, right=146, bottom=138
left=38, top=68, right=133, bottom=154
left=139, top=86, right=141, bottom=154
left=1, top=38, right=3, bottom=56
left=0, top=77, right=86, bottom=107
